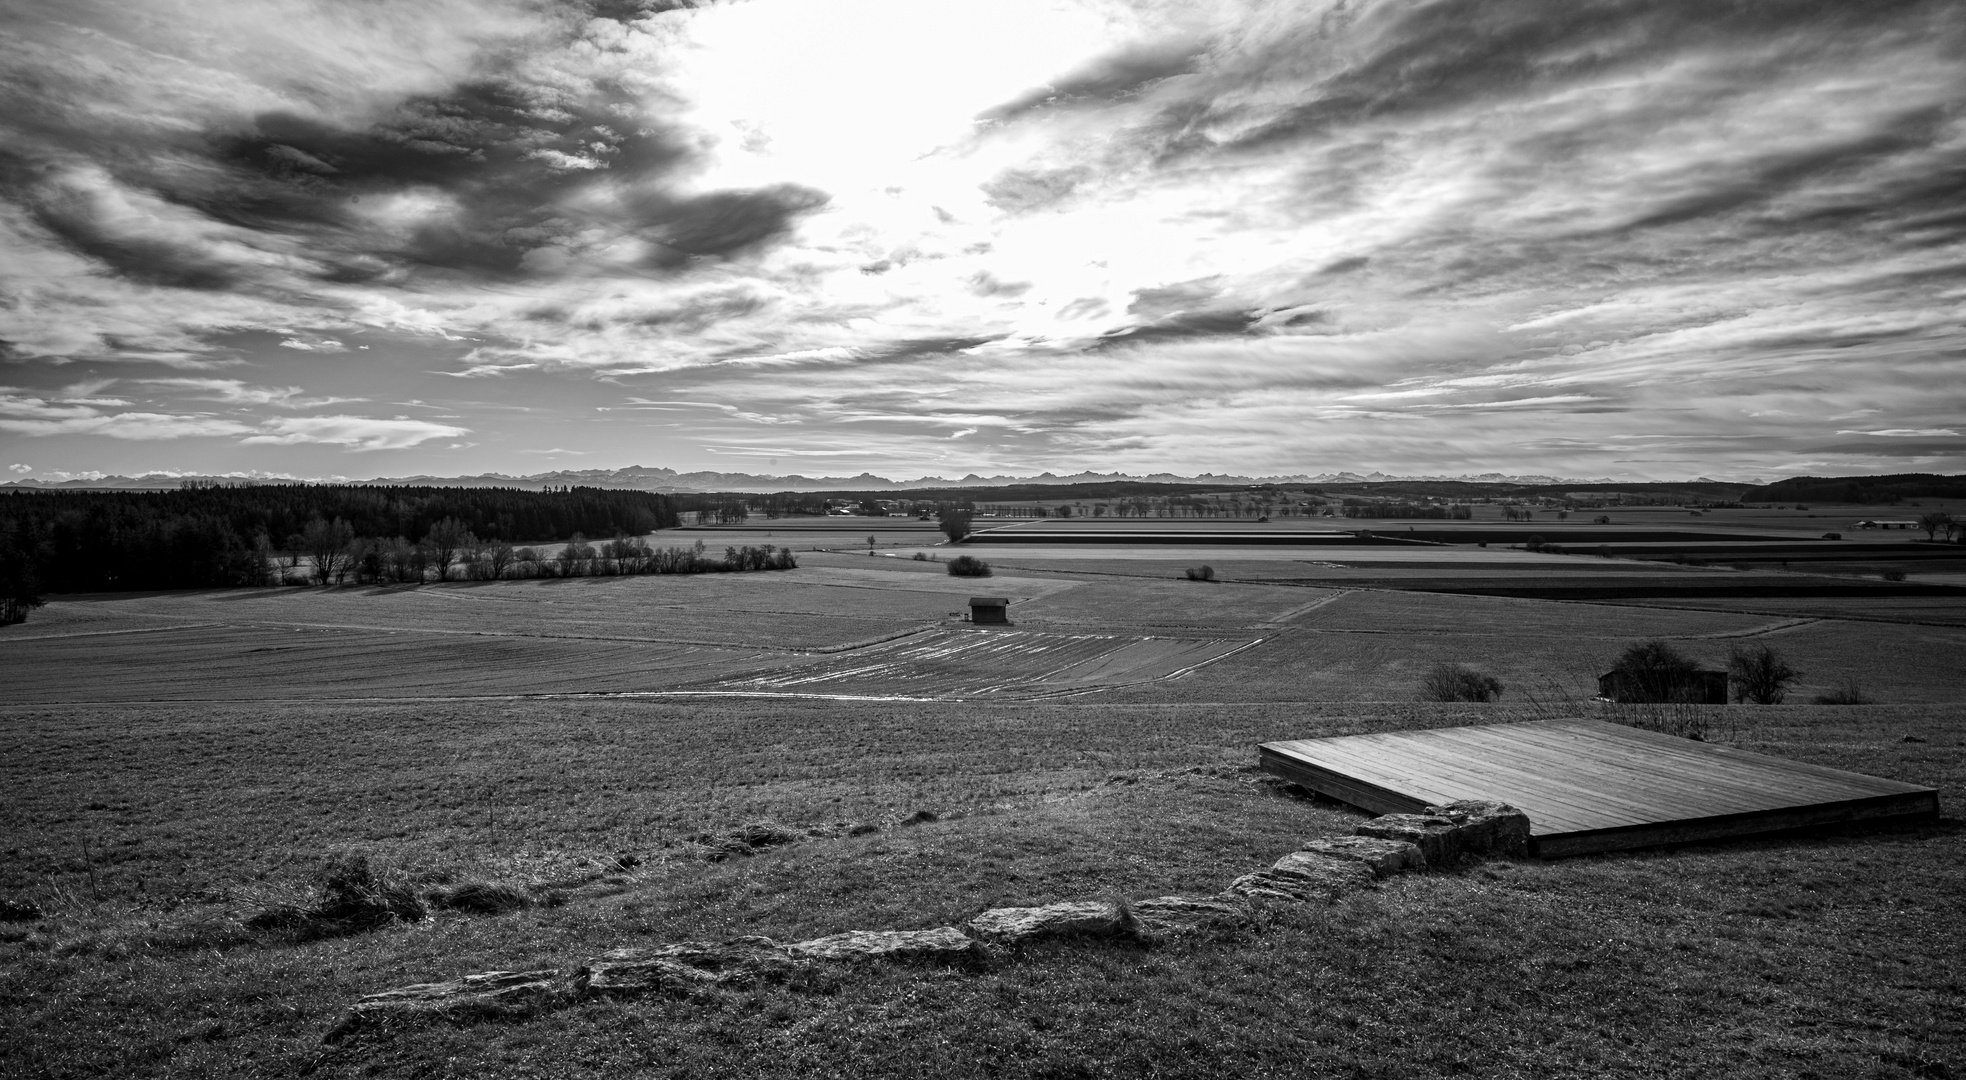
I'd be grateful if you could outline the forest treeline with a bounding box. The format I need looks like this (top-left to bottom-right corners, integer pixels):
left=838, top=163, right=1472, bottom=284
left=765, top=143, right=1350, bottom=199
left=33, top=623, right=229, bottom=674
left=0, top=485, right=682, bottom=599
left=1743, top=473, right=1966, bottom=505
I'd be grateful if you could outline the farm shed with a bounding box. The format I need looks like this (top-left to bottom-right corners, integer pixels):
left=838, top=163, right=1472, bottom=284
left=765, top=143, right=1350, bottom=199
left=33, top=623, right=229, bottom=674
left=968, top=597, right=1010, bottom=624
left=1597, top=668, right=1728, bottom=704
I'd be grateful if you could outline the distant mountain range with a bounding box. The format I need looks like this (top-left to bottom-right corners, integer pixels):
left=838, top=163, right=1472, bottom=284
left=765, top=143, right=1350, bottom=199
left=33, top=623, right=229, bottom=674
left=3, top=466, right=1621, bottom=493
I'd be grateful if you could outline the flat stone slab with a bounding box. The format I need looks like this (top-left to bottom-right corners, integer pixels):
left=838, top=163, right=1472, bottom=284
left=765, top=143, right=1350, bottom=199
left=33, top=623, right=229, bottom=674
left=786, top=927, right=987, bottom=964
left=1226, top=851, right=1375, bottom=902
left=581, top=939, right=800, bottom=997
left=326, top=969, right=569, bottom=1041
left=967, top=901, right=1130, bottom=943
left=1129, top=894, right=1248, bottom=933
left=1300, top=835, right=1427, bottom=876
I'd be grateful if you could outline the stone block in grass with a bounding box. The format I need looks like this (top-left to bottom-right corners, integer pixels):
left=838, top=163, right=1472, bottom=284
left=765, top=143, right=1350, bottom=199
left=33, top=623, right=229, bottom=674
left=580, top=939, right=801, bottom=998
left=1354, top=800, right=1530, bottom=865
left=1299, top=835, right=1427, bottom=876
left=1129, top=894, right=1248, bottom=933
left=1271, top=850, right=1378, bottom=890
left=1226, top=852, right=1375, bottom=902
left=966, top=900, right=1132, bottom=943
left=325, top=969, right=570, bottom=1042
left=786, top=927, right=988, bottom=964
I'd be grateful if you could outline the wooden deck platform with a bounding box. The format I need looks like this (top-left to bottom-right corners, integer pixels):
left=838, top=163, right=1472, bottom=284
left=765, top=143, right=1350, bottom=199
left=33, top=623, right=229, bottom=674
left=1260, top=719, right=1940, bottom=858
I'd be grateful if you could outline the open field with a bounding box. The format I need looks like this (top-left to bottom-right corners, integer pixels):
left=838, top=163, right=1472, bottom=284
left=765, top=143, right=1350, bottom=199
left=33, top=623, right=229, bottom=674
left=3, top=524, right=1964, bottom=1078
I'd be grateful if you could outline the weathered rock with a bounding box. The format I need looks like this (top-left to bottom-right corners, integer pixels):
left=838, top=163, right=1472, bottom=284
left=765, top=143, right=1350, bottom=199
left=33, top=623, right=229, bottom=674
left=579, top=938, right=801, bottom=998
left=1299, top=835, right=1427, bottom=876
left=1353, top=813, right=1461, bottom=866
left=1222, top=872, right=1313, bottom=902
left=966, top=901, right=1132, bottom=944
left=786, top=927, right=988, bottom=964
left=1273, top=850, right=1378, bottom=890
left=1354, top=800, right=1531, bottom=865
left=1225, top=852, right=1375, bottom=902
left=324, top=969, right=570, bottom=1042
left=1129, top=894, right=1248, bottom=933
left=1426, top=800, right=1531, bottom=858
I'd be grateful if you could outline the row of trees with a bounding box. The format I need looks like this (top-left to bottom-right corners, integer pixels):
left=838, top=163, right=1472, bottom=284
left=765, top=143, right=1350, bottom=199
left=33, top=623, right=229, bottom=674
left=288, top=520, right=796, bottom=586
left=1338, top=502, right=1474, bottom=520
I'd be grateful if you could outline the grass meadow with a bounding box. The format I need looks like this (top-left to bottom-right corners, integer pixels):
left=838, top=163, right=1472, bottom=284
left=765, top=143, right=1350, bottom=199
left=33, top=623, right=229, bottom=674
left=2, top=539, right=1962, bottom=1077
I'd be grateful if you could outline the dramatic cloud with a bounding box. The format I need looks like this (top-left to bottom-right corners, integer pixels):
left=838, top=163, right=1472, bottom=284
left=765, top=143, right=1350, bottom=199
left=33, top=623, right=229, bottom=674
left=1, top=0, right=1962, bottom=479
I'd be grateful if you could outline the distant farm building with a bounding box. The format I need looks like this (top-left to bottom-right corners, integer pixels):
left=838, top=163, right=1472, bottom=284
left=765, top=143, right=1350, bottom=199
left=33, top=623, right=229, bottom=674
left=1854, top=520, right=1917, bottom=530
left=969, top=597, right=1009, bottom=624
left=1597, top=668, right=1728, bottom=704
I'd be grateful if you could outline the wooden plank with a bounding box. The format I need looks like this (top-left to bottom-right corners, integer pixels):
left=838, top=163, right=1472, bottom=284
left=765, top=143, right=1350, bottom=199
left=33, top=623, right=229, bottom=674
left=1499, top=723, right=1932, bottom=815
left=1532, top=790, right=1941, bottom=858
left=1258, top=718, right=1941, bottom=858
left=1431, top=725, right=1813, bottom=822
left=1256, top=748, right=1430, bottom=817
left=1393, top=725, right=1777, bottom=823
left=1551, top=721, right=1931, bottom=795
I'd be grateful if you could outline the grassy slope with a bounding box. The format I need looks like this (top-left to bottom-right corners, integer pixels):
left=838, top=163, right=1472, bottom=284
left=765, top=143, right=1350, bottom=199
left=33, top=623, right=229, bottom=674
left=4, top=556, right=1963, bottom=1077
left=1, top=700, right=1960, bottom=1079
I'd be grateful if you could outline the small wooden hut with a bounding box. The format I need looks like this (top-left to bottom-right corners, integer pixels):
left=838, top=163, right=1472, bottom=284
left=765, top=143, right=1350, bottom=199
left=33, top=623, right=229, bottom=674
left=968, top=597, right=1009, bottom=624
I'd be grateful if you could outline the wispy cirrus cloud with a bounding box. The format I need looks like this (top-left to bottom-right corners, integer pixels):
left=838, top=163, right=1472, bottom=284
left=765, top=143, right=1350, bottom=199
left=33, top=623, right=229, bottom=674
left=142, top=378, right=360, bottom=408
left=0, top=390, right=257, bottom=440
left=1, top=387, right=459, bottom=449
left=1838, top=428, right=1963, bottom=438
left=241, top=415, right=469, bottom=451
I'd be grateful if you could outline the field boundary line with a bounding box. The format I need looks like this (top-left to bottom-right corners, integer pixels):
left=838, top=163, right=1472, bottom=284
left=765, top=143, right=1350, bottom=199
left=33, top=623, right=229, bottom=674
left=798, top=623, right=946, bottom=654
left=1255, top=591, right=1355, bottom=628
left=1680, top=617, right=1823, bottom=639
left=1164, top=636, right=1267, bottom=679
left=0, top=621, right=227, bottom=642
left=199, top=619, right=887, bottom=652
left=1591, top=599, right=1966, bottom=629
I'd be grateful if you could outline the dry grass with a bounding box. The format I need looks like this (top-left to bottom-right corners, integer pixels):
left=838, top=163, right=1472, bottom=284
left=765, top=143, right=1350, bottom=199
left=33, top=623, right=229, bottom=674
left=4, top=555, right=1964, bottom=1078
left=0, top=696, right=1959, bottom=1078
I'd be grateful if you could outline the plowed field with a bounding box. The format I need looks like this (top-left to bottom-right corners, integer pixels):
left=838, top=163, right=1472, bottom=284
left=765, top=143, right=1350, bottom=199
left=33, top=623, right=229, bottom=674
left=682, top=627, right=1256, bottom=700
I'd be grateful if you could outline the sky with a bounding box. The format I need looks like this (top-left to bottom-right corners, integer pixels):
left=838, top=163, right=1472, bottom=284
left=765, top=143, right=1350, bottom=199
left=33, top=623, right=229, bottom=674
left=2, top=0, right=1964, bottom=484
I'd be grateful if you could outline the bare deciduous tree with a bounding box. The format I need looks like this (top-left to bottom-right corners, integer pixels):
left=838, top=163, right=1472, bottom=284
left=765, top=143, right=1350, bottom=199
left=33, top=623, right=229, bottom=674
left=557, top=533, right=594, bottom=577
left=1918, top=511, right=1953, bottom=542
left=484, top=541, right=516, bottom=580
left=424, top=517, right=475, bottom=581
left=299, top=516, right=355, bottom=585
left=1728, top=643, right=1799, bottom=704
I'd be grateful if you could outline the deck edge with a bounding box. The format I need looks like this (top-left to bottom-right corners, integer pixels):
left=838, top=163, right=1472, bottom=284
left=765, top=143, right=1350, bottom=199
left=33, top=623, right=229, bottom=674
left=1529, top=789, right=1940, bottom=858
left=1257, top=744, right=1432, bottom=817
